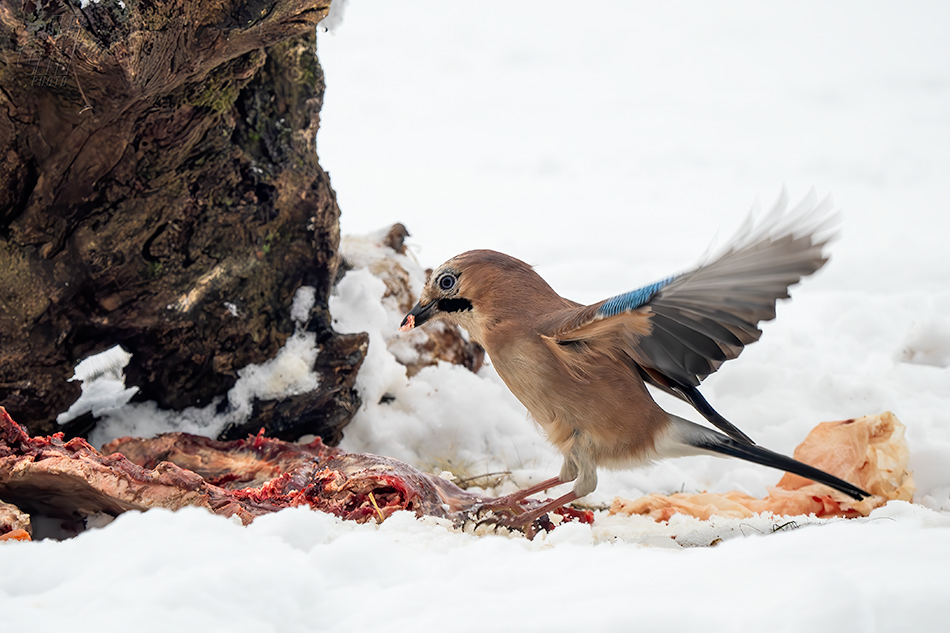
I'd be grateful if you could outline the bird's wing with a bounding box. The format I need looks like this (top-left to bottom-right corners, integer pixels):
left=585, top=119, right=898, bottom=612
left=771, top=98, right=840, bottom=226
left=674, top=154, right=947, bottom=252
left=543, top=188, right=838, bottom=389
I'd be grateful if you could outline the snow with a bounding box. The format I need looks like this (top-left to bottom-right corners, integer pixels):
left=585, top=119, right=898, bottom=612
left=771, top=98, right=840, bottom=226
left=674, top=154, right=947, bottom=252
left=3, top=504, right=950, bottom=631
left=56, top=345, right=138, bottom=425
left=83, top=287, right=322, bottom=446
left=4, top=1, right=950, bottom=630
left=321, top=0, right=348, bottom=34
left=328, top=248, right=547, bottom=482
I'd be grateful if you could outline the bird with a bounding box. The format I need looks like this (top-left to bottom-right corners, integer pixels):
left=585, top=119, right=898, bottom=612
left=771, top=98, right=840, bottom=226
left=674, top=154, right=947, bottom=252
left=398, top=189, right=869, bottom=535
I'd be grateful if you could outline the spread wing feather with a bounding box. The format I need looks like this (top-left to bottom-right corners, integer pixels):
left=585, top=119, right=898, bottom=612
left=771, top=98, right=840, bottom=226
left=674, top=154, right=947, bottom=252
left=546, top=188, right=838, bottom=389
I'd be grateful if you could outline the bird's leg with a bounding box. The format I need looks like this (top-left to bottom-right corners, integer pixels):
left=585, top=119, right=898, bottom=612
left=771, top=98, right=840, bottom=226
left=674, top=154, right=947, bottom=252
left=477, top=490, right=581, bottom=540
left=474, top=442, right=596, bottom=538
left=475, top=476, right=567, bottom=513
left=476, top=449, right=584, bottom=514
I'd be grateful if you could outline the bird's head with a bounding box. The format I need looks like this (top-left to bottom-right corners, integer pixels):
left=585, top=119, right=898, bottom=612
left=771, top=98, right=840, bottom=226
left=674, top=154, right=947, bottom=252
left=399, top=249, right=555, bottom=345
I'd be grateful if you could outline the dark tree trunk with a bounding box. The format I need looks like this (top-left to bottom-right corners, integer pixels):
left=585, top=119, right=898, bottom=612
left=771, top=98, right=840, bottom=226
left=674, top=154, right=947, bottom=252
left=0, top=0, right=366, bottom=441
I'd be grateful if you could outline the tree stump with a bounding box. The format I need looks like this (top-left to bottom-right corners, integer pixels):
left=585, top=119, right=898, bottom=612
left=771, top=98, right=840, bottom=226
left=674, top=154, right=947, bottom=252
left=0, top=0, right=366, bottom=441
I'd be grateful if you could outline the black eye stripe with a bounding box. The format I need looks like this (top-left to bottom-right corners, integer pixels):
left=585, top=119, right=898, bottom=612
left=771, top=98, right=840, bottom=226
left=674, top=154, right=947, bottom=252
left=438, top=298, right=472, bottom=313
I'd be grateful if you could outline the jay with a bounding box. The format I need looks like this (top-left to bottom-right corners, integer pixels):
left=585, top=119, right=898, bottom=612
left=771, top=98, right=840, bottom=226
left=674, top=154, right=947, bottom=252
left=399, top=190, right=868, bottom=533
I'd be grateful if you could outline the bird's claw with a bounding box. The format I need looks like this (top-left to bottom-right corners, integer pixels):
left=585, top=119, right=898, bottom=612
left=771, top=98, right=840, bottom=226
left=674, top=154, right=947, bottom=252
left=464, top=505, right=555, bottom=540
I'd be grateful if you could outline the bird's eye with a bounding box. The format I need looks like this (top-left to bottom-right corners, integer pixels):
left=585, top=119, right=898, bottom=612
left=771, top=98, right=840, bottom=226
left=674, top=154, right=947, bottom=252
left=438, top=273, right=457, bottom=291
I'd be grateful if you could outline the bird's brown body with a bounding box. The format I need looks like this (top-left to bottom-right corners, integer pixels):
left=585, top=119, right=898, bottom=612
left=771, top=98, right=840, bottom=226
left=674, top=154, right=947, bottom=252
left=399, top=190, right=869, bottom=534
left=446, top=252, right=670, bottom=495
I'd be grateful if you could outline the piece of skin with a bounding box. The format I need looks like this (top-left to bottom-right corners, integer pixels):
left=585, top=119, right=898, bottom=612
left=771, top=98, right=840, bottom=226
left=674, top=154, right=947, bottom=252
left=399, top=190, right=870, bottom=536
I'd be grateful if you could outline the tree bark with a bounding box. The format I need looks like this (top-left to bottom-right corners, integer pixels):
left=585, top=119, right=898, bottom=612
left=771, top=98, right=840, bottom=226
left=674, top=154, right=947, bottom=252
left=0, top=0, right=366, bottom=440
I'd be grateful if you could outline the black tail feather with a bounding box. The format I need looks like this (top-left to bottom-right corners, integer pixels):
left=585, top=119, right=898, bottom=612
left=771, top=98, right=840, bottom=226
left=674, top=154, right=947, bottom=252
left=676, top=384, right=756, bottom=446
left=634, top=366, right=757, bottom=446
left=693, top=434, right=870, bottom=501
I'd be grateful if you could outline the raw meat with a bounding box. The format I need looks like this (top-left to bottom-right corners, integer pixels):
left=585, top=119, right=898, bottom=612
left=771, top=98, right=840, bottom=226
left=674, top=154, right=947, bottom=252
left=1, top=407, right=573, bottom=538
left=0, top=499, right=30, bottom=538
left=611, top=412, right=914, bottom=521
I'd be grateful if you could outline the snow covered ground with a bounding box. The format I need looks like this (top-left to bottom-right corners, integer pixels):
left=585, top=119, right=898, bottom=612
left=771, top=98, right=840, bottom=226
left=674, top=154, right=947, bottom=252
left=4, top=1, right=950, bottom=631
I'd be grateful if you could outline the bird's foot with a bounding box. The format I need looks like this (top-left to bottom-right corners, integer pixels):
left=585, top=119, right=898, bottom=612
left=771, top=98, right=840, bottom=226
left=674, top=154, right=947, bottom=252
left=471, top=492, right=530, bottom=516
left=459, top=489, right=587, bottom=540
left=466, top=505, right=556, bottom=540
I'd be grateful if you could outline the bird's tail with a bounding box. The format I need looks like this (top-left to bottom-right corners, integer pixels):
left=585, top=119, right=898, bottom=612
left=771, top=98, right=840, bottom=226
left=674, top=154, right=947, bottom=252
left=662, top=416, right=869, bottom=500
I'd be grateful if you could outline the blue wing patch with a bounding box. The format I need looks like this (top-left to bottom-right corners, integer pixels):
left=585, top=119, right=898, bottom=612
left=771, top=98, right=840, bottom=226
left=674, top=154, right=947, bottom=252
left=598, top=276, right=676, bottom=318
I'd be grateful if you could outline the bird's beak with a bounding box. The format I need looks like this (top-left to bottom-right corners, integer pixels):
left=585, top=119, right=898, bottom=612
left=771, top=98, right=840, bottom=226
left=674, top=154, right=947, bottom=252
left=399, top=300, right=438, bottom=332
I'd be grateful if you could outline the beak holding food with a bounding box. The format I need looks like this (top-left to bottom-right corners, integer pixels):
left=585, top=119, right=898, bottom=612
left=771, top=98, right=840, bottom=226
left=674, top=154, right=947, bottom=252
left=399, top=300, right=437, bottom=332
